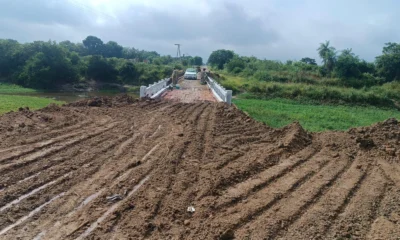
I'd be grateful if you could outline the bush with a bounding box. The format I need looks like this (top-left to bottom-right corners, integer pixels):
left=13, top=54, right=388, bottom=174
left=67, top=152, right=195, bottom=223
left=254, top=71, right=272, bottom=81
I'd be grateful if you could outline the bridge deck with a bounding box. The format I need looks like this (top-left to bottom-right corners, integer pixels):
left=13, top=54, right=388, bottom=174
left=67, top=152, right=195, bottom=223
left=162, top=79, right=216, bottom=103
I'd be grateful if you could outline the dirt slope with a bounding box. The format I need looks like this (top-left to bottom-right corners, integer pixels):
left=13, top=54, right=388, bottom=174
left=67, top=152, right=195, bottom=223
left=0, top=97, right=399, bottom=240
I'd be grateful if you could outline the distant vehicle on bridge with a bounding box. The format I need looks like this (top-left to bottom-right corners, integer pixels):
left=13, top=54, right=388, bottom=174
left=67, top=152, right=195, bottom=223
left=184, top=68, right=197, bottom=80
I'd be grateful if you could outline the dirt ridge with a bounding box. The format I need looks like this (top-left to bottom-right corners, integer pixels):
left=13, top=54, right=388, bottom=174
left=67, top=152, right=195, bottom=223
left=0, top=97, right=399, bottom=239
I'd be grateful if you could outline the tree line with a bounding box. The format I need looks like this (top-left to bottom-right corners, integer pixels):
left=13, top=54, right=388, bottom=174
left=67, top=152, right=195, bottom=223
left=0, top=36, right=203, bottom=89
left=208, top=41, right=400, bottom=88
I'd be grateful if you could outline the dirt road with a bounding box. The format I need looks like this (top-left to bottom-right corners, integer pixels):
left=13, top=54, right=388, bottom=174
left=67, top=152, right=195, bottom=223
left=0, top=96, right=399, bottom=239
left=163, top=75, right=216, bottom=103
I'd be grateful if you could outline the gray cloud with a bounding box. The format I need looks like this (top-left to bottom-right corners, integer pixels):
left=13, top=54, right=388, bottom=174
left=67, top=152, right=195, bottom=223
left=206, top=3, right=278, bottom=46
left=0, top=0, right=399, bottom=62
left=0, top=0, right=87, bottom=26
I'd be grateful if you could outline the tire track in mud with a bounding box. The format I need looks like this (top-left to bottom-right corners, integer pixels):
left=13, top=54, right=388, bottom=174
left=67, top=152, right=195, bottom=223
left=275, top=154, right=372, bottom=239
left=0, top=128, right=113, bottom=189
left=206, top=149, right=333, bottom=236
left=0, top=120, right=95, bottom=154
left=0, top=119, right=136, bottom=201
left=75, top=175, right=151, bottom=240
left=21, top=113, right=171, bottom=240
left=234, top=153, right=356, bottom=239
left=0, top=133, right=131, bottom=231
left=212, top=123, right=311, bottom=193
left=139, top=103, right=210, bottom=239
left=0, top=121, right=111, bottom=164
left=1, top=99, right=400, bottom=239
left=0, top=192, right=66, bottom=236
left=216, top=146, right=322, bottom=210
left=323, top=167, right=388, bottom=239
left=0, top=122, right=119, bottom=174
left=0, top=121, right=123, bottom=187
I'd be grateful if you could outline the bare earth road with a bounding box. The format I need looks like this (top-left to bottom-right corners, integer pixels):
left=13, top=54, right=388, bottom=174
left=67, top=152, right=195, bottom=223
left=163, top=76, right=216, bottom=103
left=0, top=95, right=399, bottom=239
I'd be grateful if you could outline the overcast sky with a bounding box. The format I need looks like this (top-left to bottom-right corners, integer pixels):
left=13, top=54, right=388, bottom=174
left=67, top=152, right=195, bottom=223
left=0, top=0, right=399, bottom=62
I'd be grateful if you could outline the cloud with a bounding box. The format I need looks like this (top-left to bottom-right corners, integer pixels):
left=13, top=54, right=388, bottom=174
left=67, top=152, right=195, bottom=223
left=0, top=0, right=87, bottom=25
left=206, top=3, right=279, bottom=46
left=0, top=0, right=399, bottom=62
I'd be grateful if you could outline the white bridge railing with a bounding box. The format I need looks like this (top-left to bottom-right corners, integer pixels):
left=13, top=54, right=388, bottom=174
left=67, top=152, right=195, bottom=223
left=206, top=76, right=232, bottom=105
left=140, top=78, right=171, bottom=99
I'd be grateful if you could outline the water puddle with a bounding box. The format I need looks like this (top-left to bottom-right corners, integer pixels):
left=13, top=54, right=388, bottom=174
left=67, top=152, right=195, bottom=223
left=0, top=173, right=70, bottom=213
left=76, top=175, right=150, bottom=240
left=0, top=192, right=65, bottom=236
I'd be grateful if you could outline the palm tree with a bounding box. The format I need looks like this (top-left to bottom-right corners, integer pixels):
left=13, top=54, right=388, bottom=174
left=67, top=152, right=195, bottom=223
left=341, top=48, right=354, bottom=56
left=318, top=41, right=337, bottom=72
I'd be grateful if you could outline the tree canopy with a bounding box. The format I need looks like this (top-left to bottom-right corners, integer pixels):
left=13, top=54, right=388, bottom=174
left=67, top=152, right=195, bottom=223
left=207, top=41, right=399, bottom=89
left=376, top=42, right=400, bottom=82
left=208, top=50, right=235, bottom=69
left=0, top=36, right=187, bottom=88
left=300, top=57, right=317, bottom=65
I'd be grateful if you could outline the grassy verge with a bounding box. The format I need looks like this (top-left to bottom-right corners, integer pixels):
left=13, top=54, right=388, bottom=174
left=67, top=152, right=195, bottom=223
left=0, top=83, right=37, bottom=94
left=233, top=98, right=400, bottom=132
left=0, top=95, right=64, bottom=115
left=214, top=72, right=400, bottom=109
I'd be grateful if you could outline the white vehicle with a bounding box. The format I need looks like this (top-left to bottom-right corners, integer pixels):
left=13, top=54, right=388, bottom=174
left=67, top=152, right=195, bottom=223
left=184, top=68, right=197, bottom=80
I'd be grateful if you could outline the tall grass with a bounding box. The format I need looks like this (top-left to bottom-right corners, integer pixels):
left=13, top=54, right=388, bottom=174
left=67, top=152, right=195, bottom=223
left=215, top=73, right=400, bottom=108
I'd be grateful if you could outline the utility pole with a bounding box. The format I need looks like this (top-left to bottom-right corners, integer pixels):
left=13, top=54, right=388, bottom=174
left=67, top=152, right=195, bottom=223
left=175, top=44, right=181, bottom=59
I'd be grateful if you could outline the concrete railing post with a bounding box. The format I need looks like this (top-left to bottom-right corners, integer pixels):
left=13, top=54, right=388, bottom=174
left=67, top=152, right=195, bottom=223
left=140, top=86, right=147, bottom=98
left=226, top=90, right=232, bottom=105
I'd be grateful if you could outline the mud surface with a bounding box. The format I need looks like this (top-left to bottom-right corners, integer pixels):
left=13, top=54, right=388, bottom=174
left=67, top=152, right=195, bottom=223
left=163, top=77, right=216, bottom=103
left=0, top=97, right=399, bottom=239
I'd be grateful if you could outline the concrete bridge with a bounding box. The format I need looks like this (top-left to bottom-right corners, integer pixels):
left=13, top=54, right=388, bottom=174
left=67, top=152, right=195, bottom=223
left=139, top=70, right=232, bottom=105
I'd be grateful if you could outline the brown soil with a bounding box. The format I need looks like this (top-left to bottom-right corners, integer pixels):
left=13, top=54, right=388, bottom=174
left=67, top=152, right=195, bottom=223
left=0, top=97, right=399, bottom=239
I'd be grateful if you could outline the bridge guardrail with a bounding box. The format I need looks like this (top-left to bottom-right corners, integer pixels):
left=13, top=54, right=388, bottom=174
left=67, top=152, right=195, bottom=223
left=206, top=76, right=232, bottom=105
left=140, top=78, right=171, bottom=99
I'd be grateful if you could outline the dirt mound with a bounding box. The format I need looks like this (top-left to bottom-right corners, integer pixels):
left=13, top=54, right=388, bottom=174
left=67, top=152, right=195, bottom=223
left=67, top=94, right=138, bottom=107
left=0, top=98, right=399, bottom=239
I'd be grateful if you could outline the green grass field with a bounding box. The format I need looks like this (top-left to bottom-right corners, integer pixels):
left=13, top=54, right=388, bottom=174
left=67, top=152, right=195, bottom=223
left=0, top=95, right=64, bottom=115
left=233, top=98, right=400, bottom=132
left=0, top=83, right=37, bottom=94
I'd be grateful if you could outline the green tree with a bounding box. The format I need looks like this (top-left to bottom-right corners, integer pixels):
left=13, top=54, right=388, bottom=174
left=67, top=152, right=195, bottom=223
left=300, top=57, right=317, bottom=65
left=193, top=56, right=203, bottom=65
left=376, top=42, right=400, bottom=81
left=208, top=49, right=235, bottom=69
left=181, top=59, right=189, bottom=66
left=118, top=62, right=139, bottom=84
left=318, top=41, right=337, bottom=72
left=357, top=60, right=375, bottom=74
left=82, top=36, right=104, bottom=55
left=18, top=42, right=78, bottom=88
left=0, top=39, right=22, bottom=78
left=86, top=55, right=118, bottom=82
left=335, top=48, right=361, bottom=79
left=60, top=40, right=86, bottom=55
left=103, top=41, right=123, bottom=58
left=226, top=56, right=246, bottom=73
